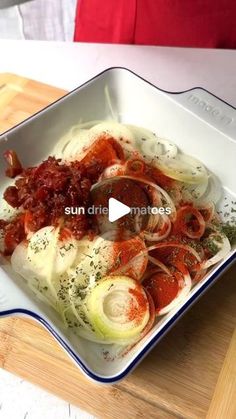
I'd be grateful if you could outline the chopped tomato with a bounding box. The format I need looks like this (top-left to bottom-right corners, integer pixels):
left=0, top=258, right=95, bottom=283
left=24, top=211, right=34, bottom=235
left=150, top=239, right=200, bottom=272
left=23, top=209, right=49, bottom=234
left=2, top=156, right=94, bottom=248
left=91, top=177, right=150, bottom=234
left=143, top=272, right=179, bottom=312
left=93, top=177, right=149, bottom=209
left=81, top=135, right=124, bottom=181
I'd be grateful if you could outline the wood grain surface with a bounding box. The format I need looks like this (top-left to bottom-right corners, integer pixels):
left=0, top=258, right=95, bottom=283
left=0, top=73, right=235, bottom=419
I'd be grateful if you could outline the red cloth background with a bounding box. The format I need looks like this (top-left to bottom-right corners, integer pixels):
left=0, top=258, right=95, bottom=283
left=74, top=0, right=236, bottom=48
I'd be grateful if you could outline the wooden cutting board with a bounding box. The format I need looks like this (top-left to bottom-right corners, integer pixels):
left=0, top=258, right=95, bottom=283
left=0, top=73, right=236, bottom=419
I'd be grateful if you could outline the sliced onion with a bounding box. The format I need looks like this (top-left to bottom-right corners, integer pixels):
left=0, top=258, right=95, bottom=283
left=146, top=213, right=160, bottom=232
left=111, top=246, right=150, bottom=278
left=85, top=276, right=150, bottom=343
left=100, top=162, right=124, bottom=180
left=26, top=226, right=78, bottom=276
left=125, top=124, right=159, bottom=146
left=139, top=290, right=156, bottom=339
left=147, top=242, right=202, bottom=262
left=144, top=214, right=171, bottom=241
left=66, top=296, right=94, bottom=331
left=73, top=236, right=95, bottom=266
left=62, top=302, right=108, bottom=341
left=68, top=233, right=147, bottom=287
left=72, top=325, right=111, bottom=344
left=195, top=174, right=222, bottom=205
left=27, top=281, right=58, bottom=311
left=137, top=134, right=178, bottom=160
left=174, top=205, right=206, bottom=239
left=125, top=125, right=175, bottom=160
left=90, top=121, right=136, bottom=155
left=11, top=227, right=79, bottom=311
left=157, top=269, right=192, bottom=316
left=109, top=235, right=148, bottom=281
left=11, top=241, right=34, bottom=281
left=201, top=234, right=231, bottom=269
left=0, top=195, right=20, bottom=221
left=192, top=268, right=207, bottom=283
left=197, top=202, right=215, bottom=223
left=141, top=266, right=163, bottom=283
left=181, top=180, right=208, bottom=202
left=157, top=154, right=208, bottom=184
left=148, top=255, right=171, bottom=275
left=11, top=240, right=59, bottom=304
left=56, top=230, right=78, bottom=275
left=67, top=235, right=114, bottom=289
left=112, top=241, right=201, bottom=282
left=55, top=129, right=99, bottom=162
left=53, top=120, right=102, bottom=158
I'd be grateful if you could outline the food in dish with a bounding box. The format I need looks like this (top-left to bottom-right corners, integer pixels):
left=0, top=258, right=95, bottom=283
left=0, top=121, right=235, bottom=346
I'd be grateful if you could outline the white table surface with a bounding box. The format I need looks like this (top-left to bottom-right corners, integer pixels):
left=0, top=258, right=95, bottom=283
left=0, top=40, right=236, bottom=419
left=0, top=40, right=236, bottom=106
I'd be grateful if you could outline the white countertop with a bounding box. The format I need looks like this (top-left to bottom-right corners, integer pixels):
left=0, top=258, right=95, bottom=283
left=1, top=40, right=236, bottom=106
left=0, top=40, right=236, bottom=419
left=0, top=368, right=95, bottom=419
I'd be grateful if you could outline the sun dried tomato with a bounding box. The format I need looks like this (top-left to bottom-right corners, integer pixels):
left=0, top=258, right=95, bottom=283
left=81, top=136, right=125, bottom=182
left=1, top=137, right=124, bottom=253
left=3, top=186, right=20, bottom=208
left=4, top=150, right=23, bottom=178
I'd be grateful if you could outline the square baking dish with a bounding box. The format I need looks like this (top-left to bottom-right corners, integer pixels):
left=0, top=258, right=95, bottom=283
left=0, top=67, right=235, bottom=384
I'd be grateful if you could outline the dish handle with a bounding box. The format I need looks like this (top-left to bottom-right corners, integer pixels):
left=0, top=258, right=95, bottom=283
left=169, top=87, right=236, bottom=139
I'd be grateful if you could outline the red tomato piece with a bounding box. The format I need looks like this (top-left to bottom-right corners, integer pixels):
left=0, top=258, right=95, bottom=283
left=143, top=272, right=179, bottom=312
left=109, top=236, right=148, bottom=281
left=81, top=135, right=124, bottom=181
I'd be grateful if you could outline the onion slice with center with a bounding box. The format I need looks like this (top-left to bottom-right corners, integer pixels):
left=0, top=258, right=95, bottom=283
left=85, top=276, right=151, bottom=343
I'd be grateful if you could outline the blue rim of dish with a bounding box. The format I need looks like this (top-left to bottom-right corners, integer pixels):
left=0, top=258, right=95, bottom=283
left=0, top=67, right=235, bottom=384
left=0, top=253, right=235, bottom=383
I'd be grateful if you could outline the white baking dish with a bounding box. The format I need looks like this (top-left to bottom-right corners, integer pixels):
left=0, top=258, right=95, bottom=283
left=0, top=68, right=235, bottom=384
